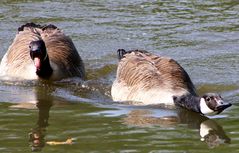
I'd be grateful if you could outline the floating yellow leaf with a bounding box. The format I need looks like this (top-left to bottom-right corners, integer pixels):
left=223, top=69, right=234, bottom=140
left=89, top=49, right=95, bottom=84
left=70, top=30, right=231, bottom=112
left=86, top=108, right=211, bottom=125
left=46, top=138, right=74, bottom=145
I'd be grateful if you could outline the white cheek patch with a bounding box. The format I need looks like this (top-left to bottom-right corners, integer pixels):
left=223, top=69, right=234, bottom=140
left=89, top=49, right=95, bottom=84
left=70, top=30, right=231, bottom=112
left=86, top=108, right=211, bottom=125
left=216, top=99, right=224, bottom=105
left=200, top=98, right=214, bottom=115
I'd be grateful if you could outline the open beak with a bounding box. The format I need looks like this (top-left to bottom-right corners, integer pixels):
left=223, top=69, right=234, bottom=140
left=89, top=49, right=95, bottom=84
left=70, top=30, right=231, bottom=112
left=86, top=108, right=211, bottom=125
left=216, top=102, right=232, bottom=114
left=33, top=57, right=41, bottom=70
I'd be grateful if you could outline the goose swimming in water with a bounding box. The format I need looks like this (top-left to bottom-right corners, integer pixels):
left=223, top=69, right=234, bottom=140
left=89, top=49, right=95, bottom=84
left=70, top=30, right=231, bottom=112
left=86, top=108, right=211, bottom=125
left=111, top=49, right=231, bottom=115
left=0, top=23, right=85, bottom=80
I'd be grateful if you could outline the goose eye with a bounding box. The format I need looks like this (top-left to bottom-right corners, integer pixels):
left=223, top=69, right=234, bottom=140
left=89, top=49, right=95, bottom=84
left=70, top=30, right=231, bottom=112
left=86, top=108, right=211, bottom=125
left=29, top=45, right=31, bottom=49
left=206, top=97, right=211, bottom=102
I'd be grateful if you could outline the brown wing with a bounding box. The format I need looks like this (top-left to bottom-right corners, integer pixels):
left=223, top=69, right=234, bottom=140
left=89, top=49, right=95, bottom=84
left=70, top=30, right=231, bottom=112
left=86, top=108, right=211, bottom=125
left=40, top=25, right=85, bottom=79
left=148, top=52, right=197, bottom=95
left=5, top=25, right=42, bottom=73
left=117, top=50, right=197, bottom=95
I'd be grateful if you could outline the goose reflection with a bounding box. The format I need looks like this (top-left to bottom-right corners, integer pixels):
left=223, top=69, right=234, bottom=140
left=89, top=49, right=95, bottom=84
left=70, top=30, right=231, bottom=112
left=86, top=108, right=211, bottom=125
left=28, top=85, right=53, bottom=152
left=177, top=108, right=230, bottom=148
left=199, top=119, right=230, bottom=148
left=121, top=106, right=230, bottom=148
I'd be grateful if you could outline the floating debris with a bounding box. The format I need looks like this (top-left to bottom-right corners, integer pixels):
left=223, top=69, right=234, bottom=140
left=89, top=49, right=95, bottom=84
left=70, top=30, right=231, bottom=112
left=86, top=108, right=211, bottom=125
left=46, top=138, right=75, bottom=145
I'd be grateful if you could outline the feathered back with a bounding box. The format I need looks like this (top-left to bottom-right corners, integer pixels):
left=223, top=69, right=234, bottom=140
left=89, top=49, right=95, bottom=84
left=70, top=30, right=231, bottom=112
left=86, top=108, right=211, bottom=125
left=116, top=49, right=197, bottom=96
left=1, top=23, right=85, bottom=80
left=40, top=24, right=85, bottom=79
left=4, top=24, right=41, bottom=74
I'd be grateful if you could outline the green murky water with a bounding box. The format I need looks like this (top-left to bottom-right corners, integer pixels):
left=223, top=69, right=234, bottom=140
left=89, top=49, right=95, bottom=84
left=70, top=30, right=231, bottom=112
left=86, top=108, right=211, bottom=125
left=0, top=0, right=239, bottom=152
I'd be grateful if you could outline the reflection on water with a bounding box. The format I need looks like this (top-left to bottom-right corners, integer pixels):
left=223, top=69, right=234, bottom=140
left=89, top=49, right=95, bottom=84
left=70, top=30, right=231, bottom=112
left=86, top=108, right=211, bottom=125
left=200, top=120, right=230, bottom=148
left=123, top=109, right=179, bottom=127
left=0, top=76, right=234, bottom=151
left=28, top=87, right=53, bottom=152
left=23, top=94, right=231, bottom=152
left=126, top=108, right=231, bottom=148
left=93, top=105, right=231, bottom=148
left=176, top=109, right=231, bottom=148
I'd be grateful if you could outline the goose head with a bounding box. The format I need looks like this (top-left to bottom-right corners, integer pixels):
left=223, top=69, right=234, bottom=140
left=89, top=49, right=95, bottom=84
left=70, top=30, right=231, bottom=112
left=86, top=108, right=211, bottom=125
left=29, top=40, right=53, bottom=79
left=173, top=93, right=231, bottom=115
left=200, top=93, right=231, bottom=115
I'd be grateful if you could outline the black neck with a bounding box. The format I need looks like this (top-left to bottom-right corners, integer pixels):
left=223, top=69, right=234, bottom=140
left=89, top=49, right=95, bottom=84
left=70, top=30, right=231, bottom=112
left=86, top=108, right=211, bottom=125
left=173, top=94, right=202, bottom=114
left=36, top=56, right=53, bottom=79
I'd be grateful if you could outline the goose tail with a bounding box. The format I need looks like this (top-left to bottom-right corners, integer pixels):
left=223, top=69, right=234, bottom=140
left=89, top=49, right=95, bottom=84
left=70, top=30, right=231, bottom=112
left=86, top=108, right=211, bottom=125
left=117, top=49, right=150, bottom=60
left=117, top=49, right=127, bottom=60
left=18, top=22, right=42, bottom=32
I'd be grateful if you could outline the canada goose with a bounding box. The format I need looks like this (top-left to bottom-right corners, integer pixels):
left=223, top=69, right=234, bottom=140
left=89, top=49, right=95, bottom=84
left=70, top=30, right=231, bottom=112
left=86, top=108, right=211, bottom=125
left=111, top=49, right=231, bottom=115
left=0, top=23, right=85, bottom=80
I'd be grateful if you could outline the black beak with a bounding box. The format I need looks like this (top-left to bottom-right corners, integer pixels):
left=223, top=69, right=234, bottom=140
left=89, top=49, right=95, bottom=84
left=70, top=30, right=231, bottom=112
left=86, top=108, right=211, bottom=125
left=30, top=49, right=42, bottom=59
left=216, top=102, right=232, bottom=114
left=29, top=40, right=45, bottom=60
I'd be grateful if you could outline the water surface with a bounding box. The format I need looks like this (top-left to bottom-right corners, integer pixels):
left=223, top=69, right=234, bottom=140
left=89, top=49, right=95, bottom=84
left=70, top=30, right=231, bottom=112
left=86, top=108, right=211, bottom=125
left=0, top=0, right=239, bottom=152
